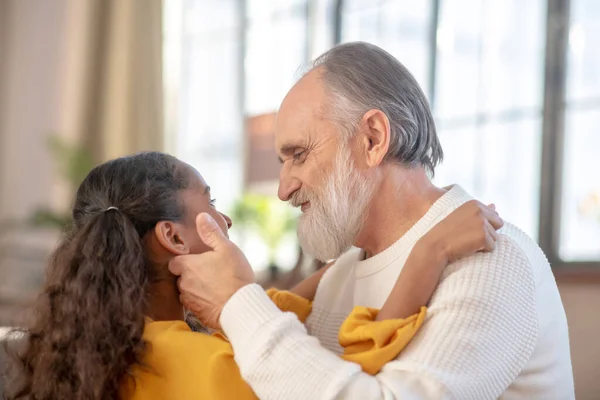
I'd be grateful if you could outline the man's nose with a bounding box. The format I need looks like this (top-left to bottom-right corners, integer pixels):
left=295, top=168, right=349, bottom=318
left=278, top=169, right=301, bottom=201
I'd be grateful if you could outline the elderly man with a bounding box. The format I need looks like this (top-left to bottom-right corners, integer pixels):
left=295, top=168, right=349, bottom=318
left=170, top=42, right=574, bottom=399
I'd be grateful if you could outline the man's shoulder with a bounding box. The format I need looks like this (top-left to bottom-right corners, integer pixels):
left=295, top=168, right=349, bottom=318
left=446, top=222, right=549, bottom=277
left=493, top=222, right=553, bottom=287
left=435, top=224, right=541, bottom=301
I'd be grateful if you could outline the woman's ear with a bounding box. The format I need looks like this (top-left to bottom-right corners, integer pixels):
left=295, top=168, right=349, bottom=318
left=153, top=221, right=190, bottom=256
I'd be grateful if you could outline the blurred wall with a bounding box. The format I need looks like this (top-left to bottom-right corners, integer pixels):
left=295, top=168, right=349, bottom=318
left=558, top=282, right=600, bottom=399
left=0, top=0, right=69, bottom=223
left=0, top=0, right=7, bottom=167
left=0, top=0, right=71, bottom=326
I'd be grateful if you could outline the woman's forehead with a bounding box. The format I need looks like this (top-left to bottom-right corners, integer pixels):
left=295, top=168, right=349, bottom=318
left=180, top=162, right=208, bottom=190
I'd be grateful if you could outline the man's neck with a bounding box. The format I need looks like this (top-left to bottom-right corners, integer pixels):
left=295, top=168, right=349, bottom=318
left=355, top=166, right=446, bottom=258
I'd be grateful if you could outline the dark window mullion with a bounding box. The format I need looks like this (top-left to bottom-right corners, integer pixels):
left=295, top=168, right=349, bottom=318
left=539, top=0, right=570, bottom=264
left=428, top=0, right=441, bottom=108
left=333, top=0, right=344, bottom=44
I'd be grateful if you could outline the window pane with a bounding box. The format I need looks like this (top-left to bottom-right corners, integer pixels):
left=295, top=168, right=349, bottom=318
left=435, top=117, right=542, bottom=239
left=567, top=0, right=600, bottom=102
left=561, top=0, right=600, bottom=261
left=341, top=0, right=431, bottom=98
left=435, top=0, right=546, bottom=120
left=177, top=0, right=244, bottom=213
left=434, top=0, right=545, bottom=240
left=245, top=0, right=308, bottom=116
left=435, top=0, right=482, bottom=119
left=434, top=125, right=479, bottom=191
left=560, top=108, right=600, bottom=261
left=478, top=118, right=542, bottom=239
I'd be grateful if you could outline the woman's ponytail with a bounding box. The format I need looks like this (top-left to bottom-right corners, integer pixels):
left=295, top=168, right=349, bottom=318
left=8, top=209, right=152, bottom=400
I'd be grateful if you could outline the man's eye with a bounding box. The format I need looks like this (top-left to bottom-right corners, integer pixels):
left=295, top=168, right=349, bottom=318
left=210, top=198, right=217, bottom=206
left=293, top=151, right=305, bottom=161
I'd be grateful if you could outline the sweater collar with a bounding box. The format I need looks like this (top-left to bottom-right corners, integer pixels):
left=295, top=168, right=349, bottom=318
left=353, top=185, right=473, bottom=279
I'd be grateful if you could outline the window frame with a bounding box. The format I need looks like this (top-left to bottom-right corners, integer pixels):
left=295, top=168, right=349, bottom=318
left=334, top=0, right=600, bottom=277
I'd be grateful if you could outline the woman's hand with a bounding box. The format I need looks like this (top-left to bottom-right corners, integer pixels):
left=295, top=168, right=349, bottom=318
left=422, top=200, right=503, bottom=264
left=376, top=200, right=503, bottom=321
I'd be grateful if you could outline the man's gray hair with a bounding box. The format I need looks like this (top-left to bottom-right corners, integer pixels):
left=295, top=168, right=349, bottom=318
left=310, top=42, right=443, bottom=176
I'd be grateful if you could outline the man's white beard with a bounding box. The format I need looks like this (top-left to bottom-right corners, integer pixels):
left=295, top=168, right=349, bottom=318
left=293, top=146, right=375, bottom=262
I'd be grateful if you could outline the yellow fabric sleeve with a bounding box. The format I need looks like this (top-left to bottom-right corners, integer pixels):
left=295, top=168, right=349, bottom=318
left=265, top=288, right=313, bottom=322
left=340, top=306, right=427, bottom=374
left=266, top=289, right=427, bottom=374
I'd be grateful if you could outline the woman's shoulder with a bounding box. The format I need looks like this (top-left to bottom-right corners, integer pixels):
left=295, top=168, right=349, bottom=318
left=143, top=319, right=233, bottom=358
left=125, top=320, right=242, bottom=400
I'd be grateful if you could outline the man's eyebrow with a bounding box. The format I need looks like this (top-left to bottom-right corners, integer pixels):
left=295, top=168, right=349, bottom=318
left=203, top=186, right=211, bottom=195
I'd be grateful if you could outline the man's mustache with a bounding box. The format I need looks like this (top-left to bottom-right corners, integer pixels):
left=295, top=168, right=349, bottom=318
left=290, top=192, right=312, bottom=208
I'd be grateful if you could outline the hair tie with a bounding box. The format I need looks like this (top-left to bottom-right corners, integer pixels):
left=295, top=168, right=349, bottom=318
left=105, top=206, right=119, bottom=212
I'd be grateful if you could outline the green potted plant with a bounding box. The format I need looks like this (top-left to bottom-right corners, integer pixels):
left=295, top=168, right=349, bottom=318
left=29, top=135, right=94, bottom=230
left=230, top=193, right=298, bottom=278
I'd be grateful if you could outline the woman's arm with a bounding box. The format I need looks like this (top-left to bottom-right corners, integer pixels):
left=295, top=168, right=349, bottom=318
left=288, top=261, right=334, bottom=300
left=376, top=200, right=503, bottom=321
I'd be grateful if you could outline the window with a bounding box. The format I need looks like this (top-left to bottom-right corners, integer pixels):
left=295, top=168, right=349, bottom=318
left=340, top=0, right=432, bottom=98
left=245, top=0, right=309, bottom=116
left=560, top=0, right=600, bottom=261
left=165, top=0, right=600, bottom=270
left=164, top=0, right=244, bottom=214
left=434, top=0, right=547, bottom=240
left=338, top=0, right=599, bottom=268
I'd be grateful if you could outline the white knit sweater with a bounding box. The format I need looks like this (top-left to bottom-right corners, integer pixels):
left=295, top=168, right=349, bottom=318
left=220, top=185, right=575, bottom=400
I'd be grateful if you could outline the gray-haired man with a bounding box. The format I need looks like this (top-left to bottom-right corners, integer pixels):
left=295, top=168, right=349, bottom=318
left=171, top=42, right=574, bottom=400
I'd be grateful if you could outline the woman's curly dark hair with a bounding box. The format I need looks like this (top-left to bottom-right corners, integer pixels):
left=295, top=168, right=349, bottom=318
left=3, top=152, right=194, bottom=400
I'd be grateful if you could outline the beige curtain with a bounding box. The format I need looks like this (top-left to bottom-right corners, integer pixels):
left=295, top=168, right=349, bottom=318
left=0, top=0, right=165, bottom=326
left=69, top=0, right=165, bottom=162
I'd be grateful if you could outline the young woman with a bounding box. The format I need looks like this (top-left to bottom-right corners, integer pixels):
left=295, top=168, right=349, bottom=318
left=4, top=152, right=501, bottom=399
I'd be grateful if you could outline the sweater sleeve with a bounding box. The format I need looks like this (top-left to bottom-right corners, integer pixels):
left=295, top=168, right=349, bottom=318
left=219, top=236, right=539, bottom=400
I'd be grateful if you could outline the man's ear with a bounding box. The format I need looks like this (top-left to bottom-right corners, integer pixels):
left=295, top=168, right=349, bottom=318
left=154, top=221, right=190, bottom=256
left=359, top=109, right=391, bottom=167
